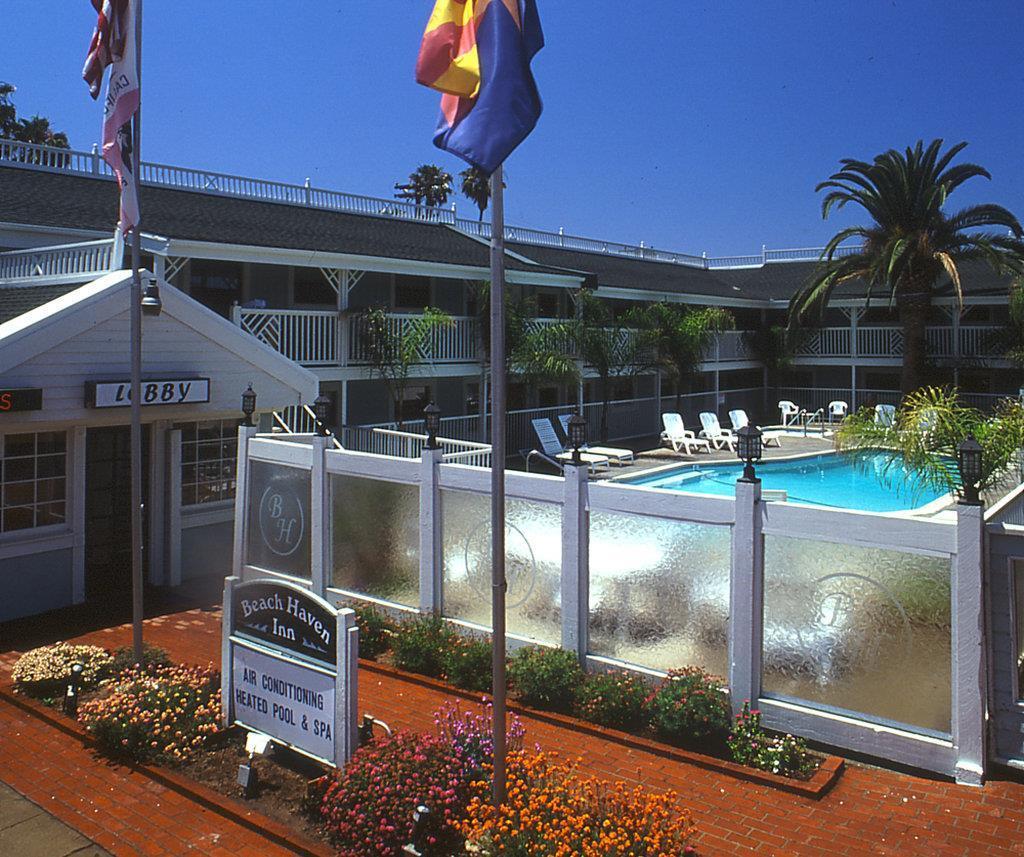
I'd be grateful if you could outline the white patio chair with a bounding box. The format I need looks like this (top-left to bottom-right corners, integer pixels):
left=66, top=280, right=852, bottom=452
left=527, top=417, right=610, bottom=474
left=556, top=414, right=634, bottom=465
left=779, top=400, right=800, bottom=427
left=699, top=412, right=737, bottom=451
left=828, top=400, right=848, bottom=424
left=874, top=403, right=896, bottom=427
left=728, top=408, right=783, bottom=447
left=660, top=413, right=711, bottom=455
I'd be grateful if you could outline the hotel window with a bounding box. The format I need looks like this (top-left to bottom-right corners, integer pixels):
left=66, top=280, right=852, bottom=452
left=394, top=275, right=431, bottom=311
left=0, top=432, right=66, bottom=532
left=189, top=260, right=243, bottom=317
left=179, top=421, right=237, bottom=506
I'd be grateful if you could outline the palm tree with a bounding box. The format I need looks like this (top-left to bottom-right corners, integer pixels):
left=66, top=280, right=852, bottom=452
left=835, top=386, right=1024, bottom=500
left=644, top=303, right=734, bottom=411
left=395, top=164, right=453, bottom=210
left=460, top=167, right=491, bottom=220
left=790, top=140, right=1024, bottom=394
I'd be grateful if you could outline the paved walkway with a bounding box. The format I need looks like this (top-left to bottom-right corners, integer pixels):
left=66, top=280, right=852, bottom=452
left=2, top=596, right=1024, bottom=856
left=0, top=782, right=111, bottom=857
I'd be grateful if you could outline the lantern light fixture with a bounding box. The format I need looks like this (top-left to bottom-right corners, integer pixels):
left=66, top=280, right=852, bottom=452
left=957, top=434, right=983, bottom=505
left=424, top=402, right=441, bottom=450
left=241, top=384, right=257, bottom=427
left=313, top=394, right=332, bottom=436
left=567, top=412, right=587, bottom=465
left=736, top=424, right=763, bottom=483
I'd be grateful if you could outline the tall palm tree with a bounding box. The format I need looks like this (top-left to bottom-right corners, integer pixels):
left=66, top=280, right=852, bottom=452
left=460, top=167, right=491, bottom=220
left=790, top=140, right=1024, bottom=394
left=395, top=164, right=453, bottom=209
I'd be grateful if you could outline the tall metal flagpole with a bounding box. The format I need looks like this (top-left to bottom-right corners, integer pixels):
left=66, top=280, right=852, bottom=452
left=129, top=0, right=145, bottom=662
left=489, top=165, right=507, bottom=807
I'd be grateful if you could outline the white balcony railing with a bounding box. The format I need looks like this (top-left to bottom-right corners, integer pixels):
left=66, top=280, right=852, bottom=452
left=795, top=325, right=1004, bottom=361
left=234, top=307, right=339, bottom=366
left=348, top=313, right=479, bottom=364
left=0, top=239, right=117, bottom=283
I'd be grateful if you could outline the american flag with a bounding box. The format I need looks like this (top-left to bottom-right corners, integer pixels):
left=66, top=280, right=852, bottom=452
left=83, top=0, right=129, bottom=100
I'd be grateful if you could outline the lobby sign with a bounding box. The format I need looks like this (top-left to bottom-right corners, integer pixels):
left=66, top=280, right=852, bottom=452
left=86, top=378, right=210, bottom=408
left=0, top=388, right=42, bottom=413
left=223, top=577, right=358, bottom=767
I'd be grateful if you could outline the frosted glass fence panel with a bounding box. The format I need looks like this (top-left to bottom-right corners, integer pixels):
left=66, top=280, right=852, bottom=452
left=588, top=512, right=731, bottom=675
left=330, top=474, right=419, bottom=607
left=441, top=490, right=561, bottom=645
left=763, top=535, right=952, bottom=734
left=245, top=461, right=311, bottom=580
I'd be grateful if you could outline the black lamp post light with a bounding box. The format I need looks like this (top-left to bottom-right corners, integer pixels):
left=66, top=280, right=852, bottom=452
left=736, top=424, right=763, bottom=483
left=957, top=434, right=983, bottom=505
left=567, top=412, right=587, bottom=464
left=424, top=402, right=441, bottom=450
left=241, top=384, right=257, bottom=427
left=314, top=393, right=332, bottom=437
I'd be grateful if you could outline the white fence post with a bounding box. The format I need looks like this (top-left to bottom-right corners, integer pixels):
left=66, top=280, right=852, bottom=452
left=729, top=477, right=763, bottom=715
left=561, top=463, right=589, bottom=661
left=231, top=425, right=257, bottom=579
left=310, top=434, right=331, bottom=597
left=419, top=447, right=444, bottom=614
left=952, top=501, right=987, bottom=786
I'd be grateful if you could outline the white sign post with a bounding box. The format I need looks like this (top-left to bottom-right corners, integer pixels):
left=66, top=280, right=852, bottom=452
left=222, top=576, right=359, bottom=767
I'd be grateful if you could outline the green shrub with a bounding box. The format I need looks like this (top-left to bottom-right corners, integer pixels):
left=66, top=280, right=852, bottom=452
left=351, top=603, right=394, bottom=660
left=573, top=670, right=649, bottom=732
left=647, top=667, right=731, bottom=749
left=109, top=643, right=171, bottom=677
left=508, top=646, right=583, bottom=713
left=444, top=636, right=493, bottom=692
left=727, top=700, right=815, bottom=778
left=78, top=663, right=221, bottom=764
left=391, top=614, right=456, bottom=678
left=11, top=643, right=113, bottom=699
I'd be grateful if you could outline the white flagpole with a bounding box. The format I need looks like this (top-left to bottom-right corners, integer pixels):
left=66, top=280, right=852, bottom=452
left=489, top=165, right=507, bottom=807
left=129, top=0, right=145, bottom=661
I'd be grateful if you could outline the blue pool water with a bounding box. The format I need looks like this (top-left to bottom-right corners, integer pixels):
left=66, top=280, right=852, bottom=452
left=632, top=453, right=949, bottom=512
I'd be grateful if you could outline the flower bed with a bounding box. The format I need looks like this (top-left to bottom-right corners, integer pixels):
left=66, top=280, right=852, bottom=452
left=356, top=615, right=826, bottom=784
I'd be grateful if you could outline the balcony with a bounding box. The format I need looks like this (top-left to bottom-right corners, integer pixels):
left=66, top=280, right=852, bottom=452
left=795, top=325, right=1005, bottom=361
left=232, top=307, right=758, bottom=369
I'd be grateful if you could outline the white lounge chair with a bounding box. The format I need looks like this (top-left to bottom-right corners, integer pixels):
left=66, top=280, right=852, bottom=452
left=875, top=403, right=896, bottom=427
left=527, top=417, right=610, bottom=474
left=699, top=412, right=736, bottom=451
left=728, top=409, right=784, bottom=447
left=556, top=414, right=634, bottom=465
left=661, top=413, right=711, bottom=455
left=828, top=400, right=848, bottom=424
left=779, top=400, right=800, bottom=427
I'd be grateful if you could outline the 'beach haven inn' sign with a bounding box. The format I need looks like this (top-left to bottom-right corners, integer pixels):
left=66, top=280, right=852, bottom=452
left=221, top=577, right=359, bottom=767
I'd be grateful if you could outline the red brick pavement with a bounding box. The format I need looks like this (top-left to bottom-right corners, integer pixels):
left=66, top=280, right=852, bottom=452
left=3, top=602, right=1024, bottom=856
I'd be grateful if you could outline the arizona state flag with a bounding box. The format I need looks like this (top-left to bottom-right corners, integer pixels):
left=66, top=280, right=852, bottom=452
left=416, top=0, right=543, bottom=176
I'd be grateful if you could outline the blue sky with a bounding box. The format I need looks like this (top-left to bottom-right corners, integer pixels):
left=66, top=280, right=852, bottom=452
left=3, top=1, right=1022, bottom=255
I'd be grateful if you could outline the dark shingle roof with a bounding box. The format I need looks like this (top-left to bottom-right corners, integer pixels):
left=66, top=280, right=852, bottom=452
left=0, top=283, right=81, bottom=325
left=0, top=166, right=569, bottom=276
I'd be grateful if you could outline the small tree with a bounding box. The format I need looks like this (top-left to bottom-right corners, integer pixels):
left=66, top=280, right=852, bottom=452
left=572, top=291, right=659, bottom=441
left=460, top=166, right=493, bottom=220
left=395, top=164, right=453, bottom=210
left=357, top=306, right=452, bottom=427
left=0, top=81, right=70, bottom=151
left=835, top=386, right=1024, bottom=499
left=645, top=303, right=734, bottom=411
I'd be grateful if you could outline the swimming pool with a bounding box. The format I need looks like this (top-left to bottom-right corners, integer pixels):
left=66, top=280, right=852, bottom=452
left=630, top=452, right=949, bottom=513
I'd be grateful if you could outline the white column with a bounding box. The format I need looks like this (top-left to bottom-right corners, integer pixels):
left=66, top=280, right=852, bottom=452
left=560, top=462, right=589, bottom=661
left=729, top=477, right=764, bottom=715
left=310, top=434, right=330, bottom=597
left=71, top=426, right=87, bottom=604
left=338, top=270, right=351, bottom=368
left=167, top=429, right=183, bottom=586
left=952, top=501, right=987, bottom=786
left=147, top=420, right=167, bottom=586
left=230, top=425, right=256, bottom=578
left=419, top=446, right=443, bottom=614
left=850, top=308, right=859, bottom=411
